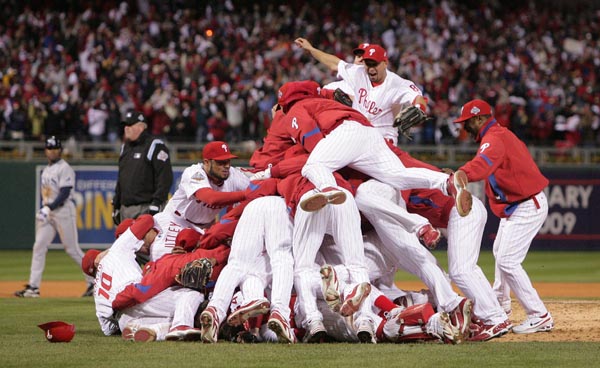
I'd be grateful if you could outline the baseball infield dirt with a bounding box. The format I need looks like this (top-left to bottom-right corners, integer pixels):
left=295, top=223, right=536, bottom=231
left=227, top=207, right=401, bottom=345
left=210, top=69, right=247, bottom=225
left=2, top=280, right=599, bottom=342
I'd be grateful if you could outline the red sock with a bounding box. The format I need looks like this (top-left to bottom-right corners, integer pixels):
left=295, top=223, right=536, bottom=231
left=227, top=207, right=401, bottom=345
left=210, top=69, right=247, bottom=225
left=375, top=295, right=398, bottom=313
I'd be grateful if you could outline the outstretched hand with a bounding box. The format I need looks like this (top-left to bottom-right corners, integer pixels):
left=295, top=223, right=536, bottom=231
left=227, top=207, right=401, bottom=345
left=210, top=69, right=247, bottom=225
left=294, top=37, right=313, bottom=51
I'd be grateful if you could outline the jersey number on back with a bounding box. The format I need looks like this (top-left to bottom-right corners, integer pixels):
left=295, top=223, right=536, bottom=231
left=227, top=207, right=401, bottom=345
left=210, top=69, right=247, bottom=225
left=97, top=273, right=113, bottom=300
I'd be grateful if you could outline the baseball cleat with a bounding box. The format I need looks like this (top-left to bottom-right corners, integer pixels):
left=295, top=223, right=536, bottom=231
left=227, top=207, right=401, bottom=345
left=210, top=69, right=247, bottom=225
left=340, top=282, right=371, bottom=317
left=267, top=310, right=297, bottom=344
left=512, top=313, right=554, bottom=334
left=299, top=187, right=347, bottom=212
left=165, top=325, right=202, bottom=341
left=200, top=306, right=220, bottom=343
left=320, top=264, right=341, bottom=312
left=417, top=224, right=441, bottom=250
left=446, top=170, right=472, bottom=217
left=437, top=312, right=462, bottom=344
left=448, top=297, right=473, bottom=340
left=356, top=319, right=376, bottom=344
left=82, top=283, right=95, bottom=297
left=468, top=319, right=512, bottom=341
left=303, top=319, right=328, bottom=343
left=14, top=284, right=40, bottom=298
left=226, top=298, right=270, bottom=327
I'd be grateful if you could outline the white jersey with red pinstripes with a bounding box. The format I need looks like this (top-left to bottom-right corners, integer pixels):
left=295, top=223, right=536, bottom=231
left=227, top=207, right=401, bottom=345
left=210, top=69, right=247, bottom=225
left=336, top=60, right=422, bottom=145
left=163, top=163, right=250, bottom=228
left=93, top=229, right=144, bottom=335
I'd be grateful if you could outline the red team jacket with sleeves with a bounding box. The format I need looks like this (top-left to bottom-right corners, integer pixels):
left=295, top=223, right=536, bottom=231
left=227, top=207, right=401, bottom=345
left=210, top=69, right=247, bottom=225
left=459, top=118, right=549, bottom=218
left=280, top=98, right=373, bottom=152
left=249, top=110, right=295, bottom=171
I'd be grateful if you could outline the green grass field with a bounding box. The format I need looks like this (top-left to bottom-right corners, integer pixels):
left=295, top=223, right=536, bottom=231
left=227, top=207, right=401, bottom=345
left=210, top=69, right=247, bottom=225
left=2, top=250, right=599, bottom=367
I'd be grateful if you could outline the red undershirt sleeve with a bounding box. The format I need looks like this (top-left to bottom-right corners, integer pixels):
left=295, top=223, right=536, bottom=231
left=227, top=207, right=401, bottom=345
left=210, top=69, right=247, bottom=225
left=194, top=187, right=246, bottom=207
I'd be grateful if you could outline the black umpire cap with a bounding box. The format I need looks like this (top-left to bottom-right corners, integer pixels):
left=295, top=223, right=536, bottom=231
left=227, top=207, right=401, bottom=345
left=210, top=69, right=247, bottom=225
left=45, top=136, right=62, bottom=149
left=122, top=110, right=147, bottom=126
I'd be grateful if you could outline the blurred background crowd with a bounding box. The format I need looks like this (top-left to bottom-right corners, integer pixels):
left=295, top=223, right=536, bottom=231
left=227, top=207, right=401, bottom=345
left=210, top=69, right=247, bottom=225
left=0, top=0, right=598, bottom=149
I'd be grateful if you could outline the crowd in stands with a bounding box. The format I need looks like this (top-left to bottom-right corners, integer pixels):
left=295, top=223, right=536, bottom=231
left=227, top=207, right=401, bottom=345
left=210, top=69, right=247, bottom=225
left=0, top=0, right=598, bottom=149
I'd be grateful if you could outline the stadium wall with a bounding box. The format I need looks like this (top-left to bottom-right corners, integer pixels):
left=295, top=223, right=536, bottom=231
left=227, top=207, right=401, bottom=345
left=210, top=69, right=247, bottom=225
left=0, top=162, right=598, bottom=250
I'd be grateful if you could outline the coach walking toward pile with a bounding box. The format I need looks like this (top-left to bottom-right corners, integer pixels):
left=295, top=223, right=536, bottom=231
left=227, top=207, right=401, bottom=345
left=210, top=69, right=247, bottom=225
left=15, top=136, right=95, bottom=298
left=112, top=111, right=173, bottom=225
left=453, top=99, right=554, bottom=334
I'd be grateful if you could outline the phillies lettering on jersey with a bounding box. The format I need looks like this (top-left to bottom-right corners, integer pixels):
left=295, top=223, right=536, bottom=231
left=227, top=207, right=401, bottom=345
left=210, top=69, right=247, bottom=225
left=356, top=88, right=383, bottom=115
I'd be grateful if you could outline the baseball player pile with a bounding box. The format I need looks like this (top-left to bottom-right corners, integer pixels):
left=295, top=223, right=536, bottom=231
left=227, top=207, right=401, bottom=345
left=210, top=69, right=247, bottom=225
left=77, top=39, right=553, bottom=344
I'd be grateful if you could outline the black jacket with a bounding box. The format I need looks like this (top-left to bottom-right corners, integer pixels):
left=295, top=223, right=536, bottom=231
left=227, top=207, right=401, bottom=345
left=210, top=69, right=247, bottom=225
left=114, top=130, right=173, bottom=208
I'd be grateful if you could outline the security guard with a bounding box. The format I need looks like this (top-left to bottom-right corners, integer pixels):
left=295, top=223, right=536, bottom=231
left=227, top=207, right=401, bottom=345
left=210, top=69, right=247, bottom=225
left=112, top=111, right=173, bottom=225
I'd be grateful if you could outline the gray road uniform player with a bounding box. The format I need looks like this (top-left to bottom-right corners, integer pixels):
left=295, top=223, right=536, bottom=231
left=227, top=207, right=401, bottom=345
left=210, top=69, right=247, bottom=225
left=15, top=136, right=94, bottom=298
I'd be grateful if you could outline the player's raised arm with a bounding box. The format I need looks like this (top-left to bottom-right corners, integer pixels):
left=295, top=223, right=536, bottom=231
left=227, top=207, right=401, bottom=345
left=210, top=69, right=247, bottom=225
left=295, top=37, right=341, bottom=71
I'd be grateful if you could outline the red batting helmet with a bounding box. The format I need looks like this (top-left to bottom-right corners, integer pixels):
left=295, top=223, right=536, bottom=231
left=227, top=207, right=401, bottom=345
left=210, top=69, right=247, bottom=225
left=38, top=321, right=76, bottom=343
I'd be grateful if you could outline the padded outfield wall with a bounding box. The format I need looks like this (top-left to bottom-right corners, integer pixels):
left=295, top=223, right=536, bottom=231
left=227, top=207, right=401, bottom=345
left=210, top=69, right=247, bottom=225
left=0, top=162, right=598, bottom=250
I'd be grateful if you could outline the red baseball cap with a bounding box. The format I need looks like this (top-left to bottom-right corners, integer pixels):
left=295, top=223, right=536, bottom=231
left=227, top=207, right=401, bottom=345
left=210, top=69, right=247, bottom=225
left=175, top=228, right=202, bottom=252
left=454, top=99, right=493, bottom=123
left=38, top=321, right=76, bottom=343
left=362, top=44, right=387, bottom=63
left=202, top=141, right=237, bottom=160
left=82, top=249, right=101, bottom=277
left=353, top=43, right=370, bottom=55
left=277, top=80, right=321, bottom=113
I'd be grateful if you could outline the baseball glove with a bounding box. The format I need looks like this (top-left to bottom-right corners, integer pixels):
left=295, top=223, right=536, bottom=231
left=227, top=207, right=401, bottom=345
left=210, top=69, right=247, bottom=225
left=333, top=88, right=353, bottom=107
left=393, top=105, right=429, bottom=139
left=175, top=258, right=213, bottom=291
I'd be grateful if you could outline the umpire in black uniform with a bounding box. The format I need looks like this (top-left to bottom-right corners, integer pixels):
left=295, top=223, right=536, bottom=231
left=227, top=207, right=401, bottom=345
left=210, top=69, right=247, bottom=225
left=112, top=110, right=173, bottom=225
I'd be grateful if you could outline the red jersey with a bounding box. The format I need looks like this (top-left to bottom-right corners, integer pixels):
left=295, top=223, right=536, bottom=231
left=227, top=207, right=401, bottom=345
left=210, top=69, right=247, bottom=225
left=459, top=118, right=549, bottom=218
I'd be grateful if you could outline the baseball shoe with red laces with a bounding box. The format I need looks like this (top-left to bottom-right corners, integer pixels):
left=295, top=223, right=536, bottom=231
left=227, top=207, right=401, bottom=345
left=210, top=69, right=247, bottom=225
left=320, top=264, right=341, bottom=312
left=513, top=313, right=554, bottom=334
left=340, top=282, right=371, bottom=317
left=448, top=298, right=473, bottom=340
left=446, top=170, right=472, bottom=217
left=417, top=224, right=442, bottom=250
left=226, top=297, right=270, bottom=327
left=468, top=319, right=512, bottom=341
left=267, top=310, right=297, bottom=344
left=299, top=187, right=347, bottom=212
left=200, top=306, right=220, bottom=343
left=165, top=325, right=202, bottom=341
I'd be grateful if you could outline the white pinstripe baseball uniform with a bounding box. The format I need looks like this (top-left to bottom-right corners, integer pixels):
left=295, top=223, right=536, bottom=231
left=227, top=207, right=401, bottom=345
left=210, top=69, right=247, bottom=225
left=92, top=228, right=202, bottom=339
left=163, top=163, right=250, bottom=231
left=293, top=187, right=372, bottom=329
left=204, top=196, right=294, bottom=324
left=354, top=180, right=463, bottom=314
